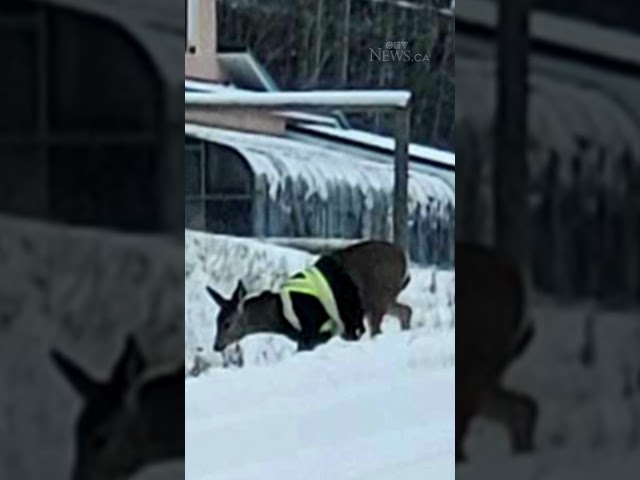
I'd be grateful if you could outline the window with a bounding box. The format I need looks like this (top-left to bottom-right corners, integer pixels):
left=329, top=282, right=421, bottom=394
left=0, top=2, right=163, bottom=232
left=184, top=136, right=253, bottom=235
left=0, top=21, right=39, bottom=133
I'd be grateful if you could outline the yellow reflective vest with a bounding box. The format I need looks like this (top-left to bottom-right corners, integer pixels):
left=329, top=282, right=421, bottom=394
left=279, top=266, right=344, bottom=336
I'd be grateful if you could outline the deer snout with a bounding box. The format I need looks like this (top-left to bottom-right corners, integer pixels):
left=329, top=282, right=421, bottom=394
left=213, top=342, right=224, bottom=352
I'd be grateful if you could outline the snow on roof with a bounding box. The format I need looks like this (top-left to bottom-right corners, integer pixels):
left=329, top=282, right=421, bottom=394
left=184, top=124, right=454, bottom=211
left=295, top=124, right=456, bottom=168
left=185, top=90, right=412, bottom=109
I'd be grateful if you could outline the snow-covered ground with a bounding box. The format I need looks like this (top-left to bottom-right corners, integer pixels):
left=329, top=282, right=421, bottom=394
left=185, top=231, right=455, bottom=479
left=185, top=231, right=640, bottom=479
left=459, top=298, right=640, bottom=479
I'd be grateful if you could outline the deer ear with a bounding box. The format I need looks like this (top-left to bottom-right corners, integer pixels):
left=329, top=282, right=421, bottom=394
left=50, top=350, right=99, bottom=398
left=233, top=281, right=247, bottom=301
left=111, top=335, right=146, bottom=389
left=206, top=286, right=227, bottom=307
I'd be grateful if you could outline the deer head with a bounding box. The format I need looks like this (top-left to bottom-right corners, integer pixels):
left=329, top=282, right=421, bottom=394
left=51, top=335, right=146, bottom=480
left=206, top=281, right=247, bottom=352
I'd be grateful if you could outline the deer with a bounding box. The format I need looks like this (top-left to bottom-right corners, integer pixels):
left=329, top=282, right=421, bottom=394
left=206, top=240, right=412, bottom=354
left=456, top=242, right=539, bottom=462
left=50, top=335, right=184, bottom=480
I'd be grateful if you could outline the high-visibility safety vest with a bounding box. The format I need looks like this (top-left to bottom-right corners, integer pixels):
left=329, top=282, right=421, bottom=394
left=280, top=266, right=344, bottom=336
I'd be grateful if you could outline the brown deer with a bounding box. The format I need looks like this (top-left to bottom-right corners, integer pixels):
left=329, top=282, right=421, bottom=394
left=51, top=335, right=184, bottom=480
left=456, top=242, right=538, bottom=462
left=206, top=240, right=412, bottom=353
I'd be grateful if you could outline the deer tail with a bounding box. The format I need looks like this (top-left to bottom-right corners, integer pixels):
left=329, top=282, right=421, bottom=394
left=509, top=322, right=535, bottom=361
left=400, top=253, right=412, bottom=291
left=401, top=273, right=411, bottom=291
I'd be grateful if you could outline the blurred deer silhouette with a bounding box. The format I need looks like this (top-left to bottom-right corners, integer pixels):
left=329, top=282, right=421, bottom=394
left=51, top=335, right=183, bottom=480
left=456, top=243, right=538, bottom=461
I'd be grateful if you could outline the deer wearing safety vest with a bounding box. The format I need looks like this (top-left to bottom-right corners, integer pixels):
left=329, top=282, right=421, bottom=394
left=456, top=242, right=539, bottom=462
left=206, top=240, right=412, bottom=353
left=50, top=335, right=184, bottom=480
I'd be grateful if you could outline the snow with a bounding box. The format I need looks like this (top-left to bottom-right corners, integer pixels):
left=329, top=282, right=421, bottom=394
left=185, top=123, right=455, bottom=263
left=184, top=232, right=640, bottom=479
left=185, top=90, right=412, bottom=109
left=186, top=339, right=454, bottom=480
left=458, top=298, right=640, bottom=478
left=185, top=230, right=454, bottom=371
left=184, top=231, right=455, bottom=479
left=184, top=124, right=454, bottom=207
left=297, top=124, right=456, bottom=167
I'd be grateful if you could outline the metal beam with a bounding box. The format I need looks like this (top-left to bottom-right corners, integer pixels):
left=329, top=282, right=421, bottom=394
left=185, top=90, right=412, bottom=110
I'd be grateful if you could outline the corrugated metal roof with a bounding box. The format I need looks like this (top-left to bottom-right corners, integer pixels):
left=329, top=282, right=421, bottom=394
left=295, top=124, right=456, bottom=168
left=184, top=124, right=455, bottom=213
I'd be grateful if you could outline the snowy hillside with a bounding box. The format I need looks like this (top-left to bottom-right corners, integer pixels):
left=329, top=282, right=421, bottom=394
left=184, top=231, right=640, bottom=478
left=184, top=231, right=455, bottom=479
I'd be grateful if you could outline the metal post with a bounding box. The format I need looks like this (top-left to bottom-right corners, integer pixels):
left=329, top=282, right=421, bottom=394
left=495, top=0, right=531, bottom=270
left=393, top=108, right=410, bottom=251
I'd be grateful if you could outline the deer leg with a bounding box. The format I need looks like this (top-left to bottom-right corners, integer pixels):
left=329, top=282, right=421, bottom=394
left=456, top=376, right=488, bottom=463
left=479, top=386, right=538, bottom=453
left=388, top=301, right=412, bottom=331
left=367, top=310, right=384, bottom=337
left=456, top=406, right=473, bottom=463
left=222, top=343, right=244, bottom=368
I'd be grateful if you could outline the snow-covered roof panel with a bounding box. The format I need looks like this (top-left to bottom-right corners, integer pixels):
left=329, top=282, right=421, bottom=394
left=184, top=124, right=454, bottom=210
left=295, top=124, right=456, bottom=168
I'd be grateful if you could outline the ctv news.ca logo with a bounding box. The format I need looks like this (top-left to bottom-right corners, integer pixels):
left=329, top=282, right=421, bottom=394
left=369, top=41, right=430, bottom=62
